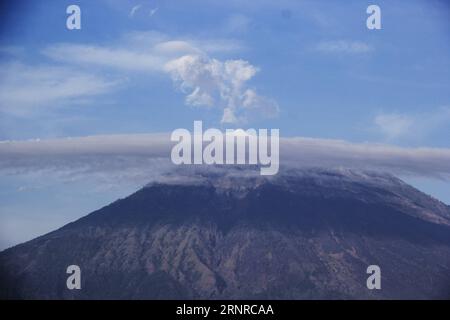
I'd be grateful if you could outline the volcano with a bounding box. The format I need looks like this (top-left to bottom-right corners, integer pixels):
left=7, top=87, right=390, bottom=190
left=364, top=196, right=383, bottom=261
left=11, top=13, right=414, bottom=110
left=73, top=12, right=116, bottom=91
left=1, top=168, right=450, bottom=299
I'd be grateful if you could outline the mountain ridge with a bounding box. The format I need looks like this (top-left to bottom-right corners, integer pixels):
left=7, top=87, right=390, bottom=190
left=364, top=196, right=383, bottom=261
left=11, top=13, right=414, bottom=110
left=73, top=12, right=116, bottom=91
left=1, top=168, right=450, bottom=299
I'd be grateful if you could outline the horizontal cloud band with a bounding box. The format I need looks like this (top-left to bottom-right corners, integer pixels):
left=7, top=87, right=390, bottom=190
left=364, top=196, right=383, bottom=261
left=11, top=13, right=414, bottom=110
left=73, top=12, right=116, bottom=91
left=1, top=134, right=450, bottom=183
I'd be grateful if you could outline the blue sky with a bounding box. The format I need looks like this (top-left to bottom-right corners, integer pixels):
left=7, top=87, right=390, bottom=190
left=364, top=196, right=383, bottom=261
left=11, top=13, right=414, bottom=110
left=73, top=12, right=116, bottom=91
left=1, top=0, right=449, bottom=143
left=0, top=0, right=450, bottom=249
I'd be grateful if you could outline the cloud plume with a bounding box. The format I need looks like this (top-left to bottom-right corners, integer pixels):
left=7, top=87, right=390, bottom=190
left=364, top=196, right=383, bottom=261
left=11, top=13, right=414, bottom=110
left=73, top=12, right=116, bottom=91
left=164, top=55, right=279, bottom=123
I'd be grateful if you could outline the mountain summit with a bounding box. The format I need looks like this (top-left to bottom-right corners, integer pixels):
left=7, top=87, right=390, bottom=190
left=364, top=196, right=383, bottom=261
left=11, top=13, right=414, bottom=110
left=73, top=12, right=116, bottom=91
left=1, top=168, right=450, bottom=299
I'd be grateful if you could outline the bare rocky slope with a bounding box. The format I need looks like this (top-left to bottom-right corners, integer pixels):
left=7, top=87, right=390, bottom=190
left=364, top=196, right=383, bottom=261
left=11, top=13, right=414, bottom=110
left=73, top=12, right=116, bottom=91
left=1, top=168, right=450, bottom=299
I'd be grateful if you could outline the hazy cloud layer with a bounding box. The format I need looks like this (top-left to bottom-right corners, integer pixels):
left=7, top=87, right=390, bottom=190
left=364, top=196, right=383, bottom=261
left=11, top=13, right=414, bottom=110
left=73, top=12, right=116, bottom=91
left=44, top=43, right=166, bottom=72
left=374, top=107, right=450, bottom=141
left=0, top=63, right=118, bottom=116
left=315, top=40, right=372, bottom=54
left=1, top=134, right=450, bottom=187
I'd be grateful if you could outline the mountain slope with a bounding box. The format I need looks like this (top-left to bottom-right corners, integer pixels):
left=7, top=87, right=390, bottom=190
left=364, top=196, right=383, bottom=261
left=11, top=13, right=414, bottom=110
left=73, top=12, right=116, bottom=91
left=1, top=168, right=450, bottom=299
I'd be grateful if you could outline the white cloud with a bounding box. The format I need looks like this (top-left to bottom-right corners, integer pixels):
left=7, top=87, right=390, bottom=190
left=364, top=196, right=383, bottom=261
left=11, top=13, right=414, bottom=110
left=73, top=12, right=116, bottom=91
left=43, top=36, right=244, bottom=69
left=129, top=5, right=158, bottom=18
left=190, top=39, right=244, bottom=54
left=153, top=40, right=200, bottom=55
left=0, top=46, right=25, bottom=57
left=43, top=43, right=166, bottom=72
left=129, top=4, right=142, bottom=18
left=149, top=7, right=158, bottom=17
left=374, top=113, right=415, bottom=140
left=223, top=14, right=251, bottom=34
left=315, top=40, right=372, bottom=54
left=42, top=35, right=244, bottom=73
left=0, top=63, right=118, bottom=116
left=165, top=55, right=279, bottom=123
left=374, top=107, right=450, bottom=141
